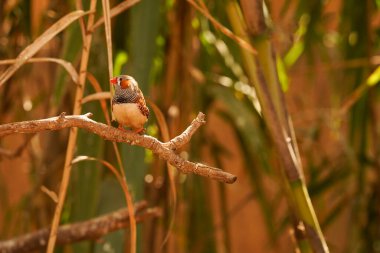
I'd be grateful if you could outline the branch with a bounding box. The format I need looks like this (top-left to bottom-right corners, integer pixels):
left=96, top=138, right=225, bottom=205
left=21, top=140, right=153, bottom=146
left=0, top=112, right=237, bottom=184
left=0, top=201, right=161, bottom=253
left=162, top=112, right=206, bottom=150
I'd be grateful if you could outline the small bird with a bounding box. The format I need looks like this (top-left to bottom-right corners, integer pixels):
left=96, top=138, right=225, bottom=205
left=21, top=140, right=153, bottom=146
left=110, top=75, right=149, bottom=134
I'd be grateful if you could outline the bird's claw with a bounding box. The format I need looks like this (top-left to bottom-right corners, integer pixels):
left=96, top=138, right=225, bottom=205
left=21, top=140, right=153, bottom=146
left=135, top=128, right=146, bottom=135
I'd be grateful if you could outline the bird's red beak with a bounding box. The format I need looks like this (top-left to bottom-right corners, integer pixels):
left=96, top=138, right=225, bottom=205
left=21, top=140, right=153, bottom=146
left=110, top=77, right=117, bottom=85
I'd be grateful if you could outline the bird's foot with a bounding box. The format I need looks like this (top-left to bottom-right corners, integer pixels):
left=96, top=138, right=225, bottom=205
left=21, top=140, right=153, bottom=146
left=117, top=124, right=145, bottom=135
left=134, top=128, right=146, bottom=135
left=118, top=124, right=126, bottom=131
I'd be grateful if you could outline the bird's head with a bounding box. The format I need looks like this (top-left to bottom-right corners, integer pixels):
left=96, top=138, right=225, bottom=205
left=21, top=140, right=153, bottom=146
left=110, top=75, right=138, bottom=93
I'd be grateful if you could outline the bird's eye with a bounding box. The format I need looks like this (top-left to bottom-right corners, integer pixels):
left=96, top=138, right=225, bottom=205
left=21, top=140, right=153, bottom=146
left=117, top=77, right=122, bottom=83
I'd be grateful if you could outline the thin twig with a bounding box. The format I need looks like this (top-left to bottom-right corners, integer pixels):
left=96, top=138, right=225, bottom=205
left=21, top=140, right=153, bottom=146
left=0, top=112, right=237, bottom=184
left=0, top=201, right=161, bottom=253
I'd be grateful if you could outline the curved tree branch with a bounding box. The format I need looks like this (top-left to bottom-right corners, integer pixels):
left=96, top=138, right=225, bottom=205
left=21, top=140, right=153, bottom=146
left=0, top=112, right=237, bottom=184
left=0, top=201, right=161, bottom=253
left=162, top=112, right=206, bottom=150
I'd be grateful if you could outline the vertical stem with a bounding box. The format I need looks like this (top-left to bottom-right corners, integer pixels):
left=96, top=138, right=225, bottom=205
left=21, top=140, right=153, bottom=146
left=46, top=1, right=97, bottom=252
left=226, top=1, right=329, bottom=252
left=101, top=1, right=137, bottom=252
left=101, top=0, right=115, bottom=117
left=102, top=0, right=113, bottom=79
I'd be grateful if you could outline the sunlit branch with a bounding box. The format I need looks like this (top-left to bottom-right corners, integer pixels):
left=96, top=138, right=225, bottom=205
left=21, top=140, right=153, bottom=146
left=0, top=112, right=237, bottom=184
left=0, top=201, right=161, bottom=253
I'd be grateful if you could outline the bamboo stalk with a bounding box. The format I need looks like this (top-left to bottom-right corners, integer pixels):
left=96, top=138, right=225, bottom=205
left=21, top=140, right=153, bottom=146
left=225, top=1, right=329, bottom=252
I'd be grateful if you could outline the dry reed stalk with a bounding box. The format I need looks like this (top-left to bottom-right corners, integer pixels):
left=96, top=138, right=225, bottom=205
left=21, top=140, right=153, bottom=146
left=147, top=101, right=177, bottom=249
left=0, top=58, right=78, bottom=82
left=187, top=0, right=257, bottom=54
left=46, top=1, right=98, bottom=252
left=0, top=10, right=89, bottom=87
left=92, top=0, right=141, bottom=31
left=101, top=0, right=138, bottom=251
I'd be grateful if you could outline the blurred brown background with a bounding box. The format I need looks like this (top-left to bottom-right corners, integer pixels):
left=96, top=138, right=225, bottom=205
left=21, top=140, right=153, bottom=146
left=1, top=0, right=380, bottom=252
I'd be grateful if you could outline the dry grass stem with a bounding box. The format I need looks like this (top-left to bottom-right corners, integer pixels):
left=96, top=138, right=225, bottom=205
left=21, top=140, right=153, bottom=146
left=81, top=91, right=111, bottom=104
left=339, top=81, right=369, bottom=115
left=85, top=74, right=112, bottom=124
left=0, top=10, right=90, bottom=87
left=75, top=0, right=87, bottom=42
left=86, top=71, right=137, bottom=252
left=0, top=58, right=78, bottom=82
left=147, top=101, right=177, bottom=248
left=102, top=0, right=113, bottom=79
left=46, top=1, right=97, bottom=252
left=187, top=0, right=257, bottom=54
left=40, top=186, right=59, bottom=203
left=92, top=0, right=141, bottom=31
left=98, top=0, right=137, bottom=246
left=72, top=152, right=137, bottom=253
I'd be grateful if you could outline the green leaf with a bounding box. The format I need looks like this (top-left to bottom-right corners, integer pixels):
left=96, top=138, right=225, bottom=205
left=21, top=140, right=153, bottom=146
left=284, top=41, right=304, bottom=67
left=113, top=51, right=128, bottom=76
left=276, top=56, right=289, bottom=91
left=366, top=66, right=380, bottom=86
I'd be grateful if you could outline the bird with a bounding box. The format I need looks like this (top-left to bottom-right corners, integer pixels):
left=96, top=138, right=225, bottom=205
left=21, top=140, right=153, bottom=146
left=110, top=75, right=149, bottom=134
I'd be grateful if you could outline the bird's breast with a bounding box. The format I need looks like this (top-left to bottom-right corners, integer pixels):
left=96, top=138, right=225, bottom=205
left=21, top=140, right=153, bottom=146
left=112, top=103, right=148, bottom=129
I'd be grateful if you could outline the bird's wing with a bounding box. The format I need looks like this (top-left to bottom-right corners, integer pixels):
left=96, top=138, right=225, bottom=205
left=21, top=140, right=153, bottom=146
left=132, top=88, right=149, bottom=118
